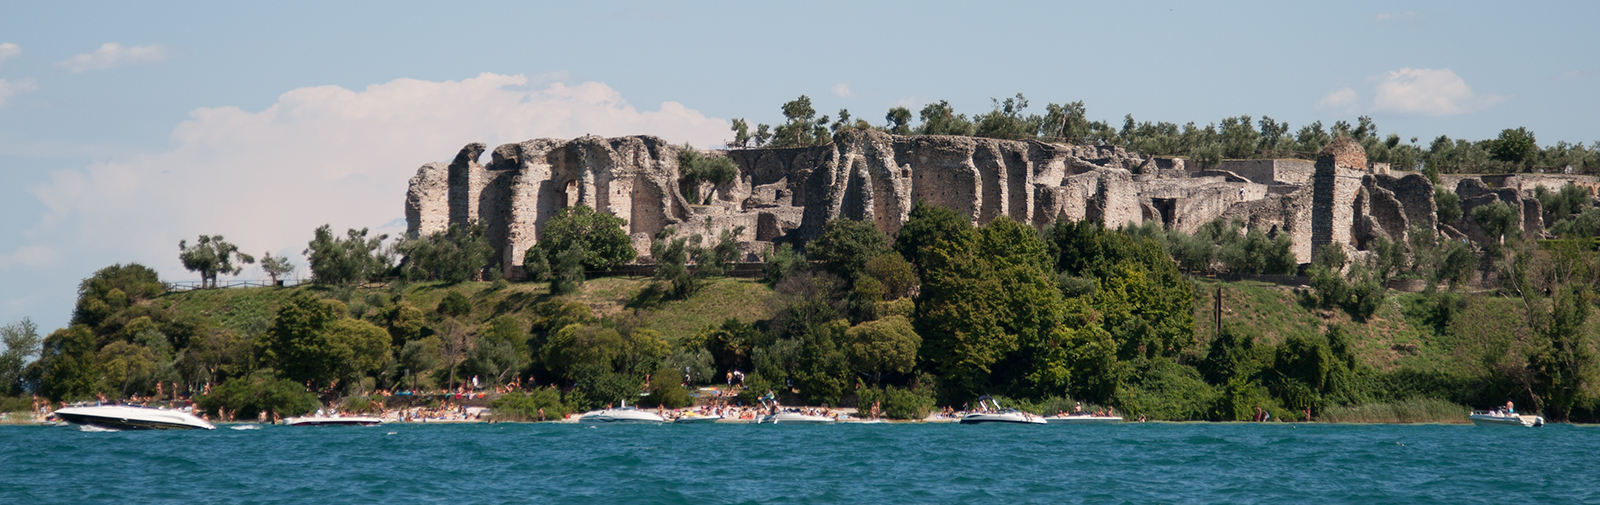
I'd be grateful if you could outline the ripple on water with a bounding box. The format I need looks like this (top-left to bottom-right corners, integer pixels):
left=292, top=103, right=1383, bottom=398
left=4, top=422, right=1600, bottom=503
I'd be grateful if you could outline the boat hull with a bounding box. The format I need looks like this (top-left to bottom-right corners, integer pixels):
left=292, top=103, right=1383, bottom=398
left=54, top=406, right=215, bottom=431
left=283, top=416, right=384, bottom=426
left=959, top=414, right=1046, bottom=425
left=673, top=416, right=723, bottom=424
left=1469, top=414, right=1543, bottom=427
left=762, top=414, right=836, bottom=424
left=1045, top=415, right=1123, bottom=425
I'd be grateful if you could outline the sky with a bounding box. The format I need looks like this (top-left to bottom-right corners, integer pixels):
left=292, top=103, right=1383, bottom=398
left=0, top=0, right=1595, bottom=334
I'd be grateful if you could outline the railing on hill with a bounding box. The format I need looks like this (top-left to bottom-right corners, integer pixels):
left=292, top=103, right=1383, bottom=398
left=165, top=279, right=307, bottom=291
left=583, top=262, right=766, bottom=279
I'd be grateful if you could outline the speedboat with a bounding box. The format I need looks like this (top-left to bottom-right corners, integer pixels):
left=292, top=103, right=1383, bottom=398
left=282, top=415, right=384, bottom=426
left=53, top=404, right=215, bottom=431
left=673, top=413, right=723, bottom=424
left=761, top=410, right=837, bottom=424
left=959, top=396, right=1045, bottom=425
left=579, top=403, right=665, bottom=425
left=1469, top=410, right=1544, bottom=427
left=1045, top=414, right=1123, bottom=424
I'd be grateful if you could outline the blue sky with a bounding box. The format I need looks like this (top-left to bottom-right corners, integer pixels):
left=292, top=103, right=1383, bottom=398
left=1, top=0, right=1595, bottom=333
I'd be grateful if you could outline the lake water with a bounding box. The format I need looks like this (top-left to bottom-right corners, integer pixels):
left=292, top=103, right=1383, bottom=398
left=0, top=421, right=1594, bottom=504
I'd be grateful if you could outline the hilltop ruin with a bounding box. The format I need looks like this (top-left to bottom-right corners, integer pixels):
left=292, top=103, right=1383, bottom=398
left=403, top=129, right=1598, bottom=279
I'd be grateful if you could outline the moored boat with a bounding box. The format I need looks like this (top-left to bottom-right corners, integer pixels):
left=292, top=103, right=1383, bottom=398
left=761, top=411, right=837, bottom=424
left=579, top=403, right=665, bottom=425
left=282, top=415, right=384, bottom=426
left=1044, top=414, right=1123, bottom=425
left=53, top=404, right=215, bottom=431
left=673, top=413, right=723, bottom=424
left=959, top=397, right=1045, bottom=425
left=1468, top=410, right=1543, bottom=427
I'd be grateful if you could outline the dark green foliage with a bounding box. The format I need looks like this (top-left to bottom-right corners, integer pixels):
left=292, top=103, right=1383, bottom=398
left=28, top=325, right=100, bottom=401
left=436, top=291, right=471, bottom=319
left=72, top=264, right=165, bottom=329
left=844, top=315, right=921, bottom=383
left=0, top=319, right=41, bottom=396
left=650, top=228, right=700, bottom=300
left=1489, top=127, right=1538, bottom=168
left=729, top=118, right=750, bottom=148
left=550, top=244, right=587, bottom=296
left=489, top=387, right=569, bottom=420
left=1116, top=357, right=1216, bottom=420
left=568, top=364, right=640, bottom=410
left=677, top=146, right=739, bottom=202
left=178, top=235, right=255, bottom=288
left=1530, top=286, right=1594, bottom=421
left=808, top=219, right=892, bottom=283
left=397, top=222, right=494, bottom=283
left=538, top=205, right=636, bottom=271
left=1536, top=183, right=1591, bottom=224
left=856, top=385, right=937, bottom=420
left=760, top=242, right=806, bottom=286
left=257, top=292, right=389, bottom=388
left=973, top=94, right=1043, bottom=140
left=196, top=370, right=319, bottom=420
left=916, top=100, right=974, bottom=136
left=1435, top=188, right=1462, bottom=223
left=470, top=316, right=530, bottom=384
left=521, top=243, right=550, bottom=282
left=885, top=106, right=912, bottom=135
left=770, top=95, right=831, bottom=148
left=644, top=366, right=691, bottom=408
left=304, top=225, right=390, bottom=286
left=895, top=201, right=969, bottom=276
left=863, top=252, right=917, bottom=299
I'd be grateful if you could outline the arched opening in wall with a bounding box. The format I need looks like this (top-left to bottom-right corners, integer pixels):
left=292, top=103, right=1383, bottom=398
left=974, top=147, right=1002, bottom=222
left=1152, top=198, right=1177, bottom=229
left=842, top=161, right=867, bottom=221
left=563, top=179, right=578, bottom=208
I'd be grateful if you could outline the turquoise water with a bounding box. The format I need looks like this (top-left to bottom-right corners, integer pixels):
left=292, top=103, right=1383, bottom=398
left=0, top=422, right=1594, bottom=504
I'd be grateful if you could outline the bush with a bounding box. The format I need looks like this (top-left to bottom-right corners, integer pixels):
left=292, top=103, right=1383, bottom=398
left=856, top=386, right=936, bottom=420
left=196, top=371, right=319, bottom=420
left=490, top=387, right=570, bottom=421
left=0, top=396, right=32, bottom=413
left=1316, top=398, right=1469, bottom=423
left=1116, top=358, right=1217, bottom=420
left=437, top=291, right=472, bottom=318
left=644, top=366, right=692, bottom=408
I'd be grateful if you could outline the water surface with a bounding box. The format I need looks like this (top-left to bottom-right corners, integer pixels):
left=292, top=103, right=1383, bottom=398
left=0, top=422, right=1592, bottom=504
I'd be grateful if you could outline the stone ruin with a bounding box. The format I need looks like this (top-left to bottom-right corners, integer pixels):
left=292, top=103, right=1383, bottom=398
left=403, top=129, right=1598, bottom=278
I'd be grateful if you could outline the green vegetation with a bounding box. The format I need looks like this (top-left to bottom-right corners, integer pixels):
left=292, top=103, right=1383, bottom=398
left=733, top=95, right=1599, bottom=175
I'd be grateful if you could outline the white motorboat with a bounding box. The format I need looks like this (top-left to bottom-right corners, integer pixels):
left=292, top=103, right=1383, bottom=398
left=579, top=403, right=665, bottom=425
left=761, top=410, right=837, bottom=424
left=672, top=413, right=723, bottom=424
left=53, top=404, right=215, bottom=431
left=1469, top=410, right=1544, bottom=427
left=959, top=396, right=1045, bottom=425
left=282, top=415, right=385, bottom=426
left=1044, top=414, right=1123, bottom=425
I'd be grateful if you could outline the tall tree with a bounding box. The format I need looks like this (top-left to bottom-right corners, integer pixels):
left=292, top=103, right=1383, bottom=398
left=179, top=235, right=255, bottom=288
left=259, top=252, right=296, bottom=286
left=0, top=319, right=41, bottom=396
left=304, top=225, right=390, bottom=286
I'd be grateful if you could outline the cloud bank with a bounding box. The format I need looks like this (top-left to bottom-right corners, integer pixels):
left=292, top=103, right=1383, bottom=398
left=1316, top=68, right=1503, bottom=116
left=0, top=78, right=37, bottom=107
left=57, top=43, right=170, bottom=73
left=9, top=73, right=728, bottom=285
left=0, top=43, right=19, bottom=68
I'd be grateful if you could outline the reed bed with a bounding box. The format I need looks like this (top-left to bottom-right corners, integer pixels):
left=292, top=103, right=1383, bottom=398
left=1317, top=398, right=1470, bottom=424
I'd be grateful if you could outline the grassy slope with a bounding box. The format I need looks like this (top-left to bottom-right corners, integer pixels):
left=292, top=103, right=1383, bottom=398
left=1191, top=278, right=1427, bottom=370
left=158, top=277, right=777, bottom=342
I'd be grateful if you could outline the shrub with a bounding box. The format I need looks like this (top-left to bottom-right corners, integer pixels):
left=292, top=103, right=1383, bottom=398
left=196, top=371, right=319, bottom=420
left=644, top=366, right=692, bottom=409
left=856, top=386, right=936, bottom=420
left=489, top=387, right=570, bottom=421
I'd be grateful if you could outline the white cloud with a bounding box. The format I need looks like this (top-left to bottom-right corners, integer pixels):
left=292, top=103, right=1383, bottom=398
left=1313, top=68, right=1503, bottom=117
left=0, top=43, right=19, bottom=68
left=1316, top=87, right=1358, bottom=113
left=831, top=83, right=854, bottom=97
left=1370, top=68, right=1503, bottom=116
left=7, top=73, right=728, bottom=287
left=0, top=78, right=38, bottom=107
left=57, top=43, right=170, bottom=73
left=0, top=245, right=54, bottom=269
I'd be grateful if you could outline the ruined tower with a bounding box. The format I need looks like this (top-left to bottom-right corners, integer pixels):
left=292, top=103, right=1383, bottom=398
left=1310, top=137, right=1368, bottom=261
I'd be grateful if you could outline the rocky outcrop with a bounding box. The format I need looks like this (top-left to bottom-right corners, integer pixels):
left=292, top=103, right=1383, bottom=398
left=404, top=130, right=1590, bottom=278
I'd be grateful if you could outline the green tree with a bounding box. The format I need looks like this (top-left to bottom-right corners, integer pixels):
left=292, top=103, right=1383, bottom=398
left=71, top=264, right=165, bottom=329
left=304, top=225, right=390, bottom=286
left=27, top=325, right=101, bottom=401
left=259, top=292, right=359, bottom=388
left=1489, top=127, right=1538, bottom=169
left=0, top=319, right=42, bottom=396
left=538, top=205, right=636, bottom=271
left=522, top=243, right=551, bottom=282
left=808, top=218, right=891, bottom=283
left=760, top=242, right=807, bottom=286
left=179, top=235, right=256, bottom=288
left=1435, top=188, right=1462, bottom=224
left=550, top=244, right=587, bottom=295
left=678, top=146, right=739, bottom=203
left=471, top=316, right=530, bottom=385
left=844, top=315, right=921, bottom=384
left=730, top=118, right=751, bottom=148
left=917, top=100, right=974, bottom=136
left=885, top=106, right=913, bottom=135
left=771, top=95, right=822, bottom=148
left=397, top=222, right=495, bottom=283
left=259, top=252, right=296, bottom=285
left=436, top=291, right=472, bottom=319
left=895, top=201, right=969, bottom=277
left=1528, top=285, right=1594, bottom=421
left=650, top=228, right=701, bottom=300
left=196, top=370, right=319, bottom=420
